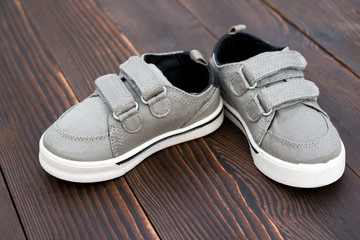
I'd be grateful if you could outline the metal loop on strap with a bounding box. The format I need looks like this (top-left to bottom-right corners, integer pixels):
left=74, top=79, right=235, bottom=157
left=141, top=86, right=166, bottom=105
left=112, top=102, right=139, bottom=121
left=262, top=108, right=273, bottom=116
left=247, top=82, right=257, bottom=90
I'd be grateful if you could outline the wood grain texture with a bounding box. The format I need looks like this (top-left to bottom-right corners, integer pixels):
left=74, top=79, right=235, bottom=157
left=0, top=0, right=158, bottom=239
left=97, top=0, right=214, bottom=55
left=0, top=173, right=26, bottom=240
left=263, top=0, right=360, bottom=76
left=19, top=0, right=138, bottom=100
left=178, top=0, right=360, bottom=178
left=125, top=141, right=284, bottom=239
left=206, top=119, right=360, bottom=239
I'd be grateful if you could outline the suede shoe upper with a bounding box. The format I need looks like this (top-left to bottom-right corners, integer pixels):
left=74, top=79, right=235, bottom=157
left=210, top=25, right=342, bottom=164
left=43, top=51, right=221, bottom=162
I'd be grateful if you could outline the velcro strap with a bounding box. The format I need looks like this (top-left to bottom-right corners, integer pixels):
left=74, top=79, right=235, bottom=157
left=258, top=79, right=319, bottom=112
left=120, top=56, right=164, bottom=101
left=120, top=56, right=171, bottom=118
left=256, top=68, right=304, bottom=87
left=230, top=68, right=303, bottom=97
left=242, top=50, right=307, bottom=86
left=245, top=79, right=319, bottom=122
left=96, top=74, right=143, bottom=133
left=95, top=74, right=136, bottom=117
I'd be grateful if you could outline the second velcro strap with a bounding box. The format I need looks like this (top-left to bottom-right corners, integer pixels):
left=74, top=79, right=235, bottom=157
left=259, top=79, right=319, bottom=112
left=95, top=74, right=136, bottom=116
left=246, top=79, right=319, bottom=122
left=95, top=74, right=142, bottom=133
left=242, top=50, right=307, bottom=86
left=120, top=56, right=170, bottom=117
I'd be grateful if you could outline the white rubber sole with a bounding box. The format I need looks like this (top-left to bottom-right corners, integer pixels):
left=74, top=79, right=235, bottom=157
left=224, top=101, right=346, bottom=188
left=39, top=99, right=224, bottom=183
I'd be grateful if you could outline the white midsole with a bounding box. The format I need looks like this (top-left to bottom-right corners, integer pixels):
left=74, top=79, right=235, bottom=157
left=223, top=100, right=346, bottom=188
left=39, top=99, right=224, bottom=182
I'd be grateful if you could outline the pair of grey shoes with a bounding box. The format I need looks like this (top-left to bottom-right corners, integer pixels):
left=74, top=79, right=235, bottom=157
left=39, top=25, right=345, bottom=188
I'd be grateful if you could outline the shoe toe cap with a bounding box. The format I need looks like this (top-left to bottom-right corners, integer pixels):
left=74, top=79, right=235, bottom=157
left=42, top=96, right=113, bottom=161
left=261, top=104, right=342, bottom=164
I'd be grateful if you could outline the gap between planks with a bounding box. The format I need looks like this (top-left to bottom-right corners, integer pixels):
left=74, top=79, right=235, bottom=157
left=260, top=0, right=360, bottom=79
left=0, top=167, right=27, bottom=240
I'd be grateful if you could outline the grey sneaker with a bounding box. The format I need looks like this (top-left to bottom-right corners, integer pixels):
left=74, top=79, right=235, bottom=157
left=210, top=25, right=345, bottom=188
left=39, top=50, right=224, bottom=183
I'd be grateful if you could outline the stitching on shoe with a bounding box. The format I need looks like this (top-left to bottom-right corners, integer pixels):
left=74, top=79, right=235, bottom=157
left=122, top=113, right=142, bottom=133
left=254, top=117, right=265, bottom=143
left=109, top=116, right=124, bottom=157
left=168, top=89, right=199, bottom=105
left=149, top=97, right=171, bottom=117
left=110, top=119, right=124, bottom=157
left=244, top=52, right=306, bottom=80
left=168, top=87, right=215, bottom=105
left=110, top=124, right=119, bottom=156
left=182, top=88, right=219, bottom=127
left=260, top=83, right=317, bottom=110
left=54, top=123, right=108, bottom=141
left=267, top=128, right=330, bottom=149
left=195, top=89, right=219, bottom=116
left=229, top=74, right=247, bottom=96
left=266, top=112, right=331, bottom=149
left=245, top=99, right=261, bottom=122
left=168, top=93, right=198, bottom=105
left=251, top=113, right=274, bottom=144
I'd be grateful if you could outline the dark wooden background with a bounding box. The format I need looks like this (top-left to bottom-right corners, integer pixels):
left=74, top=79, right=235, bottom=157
left=1, top=0, right=359, bottom=239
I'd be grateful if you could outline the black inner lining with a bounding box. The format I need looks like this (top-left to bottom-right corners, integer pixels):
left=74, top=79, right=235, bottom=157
left=144, top=52, right=210, bottom=93
left=214, top=33, right=283, bottom=65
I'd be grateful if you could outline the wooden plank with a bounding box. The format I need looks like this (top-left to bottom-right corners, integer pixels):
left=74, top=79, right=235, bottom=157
left=0, top=0, right=158, bottom=239
left=95, top=0, right=214, bottom=55
left=178, top=0, right=360, bottom=177
left=125, top=141, right=284, bottom=239
left=262, top=0, right=360, bottom=76
left=19, top=0, right=138, bottom=100
left=206, top=120, right=360, bottom=239
left=0, top=173, right=26, bottom=240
